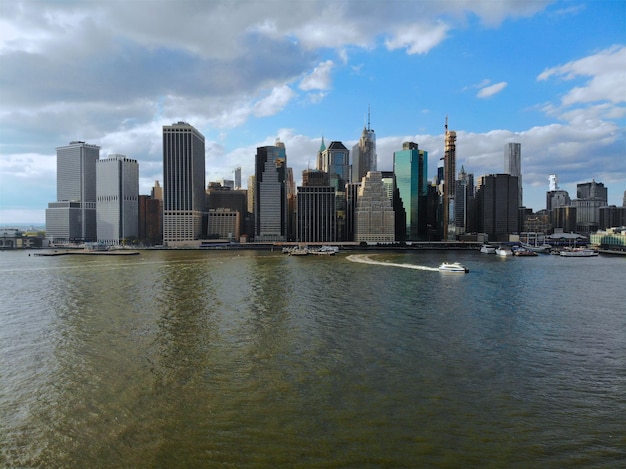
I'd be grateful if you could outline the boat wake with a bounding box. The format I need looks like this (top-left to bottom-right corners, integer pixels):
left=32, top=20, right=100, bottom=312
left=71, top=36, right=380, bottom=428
left=346, top=254, right=439, bottom=271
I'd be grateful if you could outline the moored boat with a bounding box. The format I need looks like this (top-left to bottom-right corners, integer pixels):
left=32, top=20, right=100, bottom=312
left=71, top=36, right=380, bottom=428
left=559, top=248, right=598, bottom=257
left=438, top=262, right=469, bottom=273
left=495, top=246, right=513, bottom=257
left=513, top=246, right=538, bottom=256
left=520, top=242, right=552, bottom=254
left=310, top=245, right=339, bottom=255
left=480, top=244, right=496, bottom=254
left=288, top=246, right=309, bottom=256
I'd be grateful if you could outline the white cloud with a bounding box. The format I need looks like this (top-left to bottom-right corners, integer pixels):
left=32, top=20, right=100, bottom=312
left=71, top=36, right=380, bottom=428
left=253, top=85, right=296, bottom=117
left=537, top=45, right=626, bottom=105
left=384, top=22, right=449, bottom=55
left=477, top=82, right=508, bottom=98
left=299, top=60, right=334, bottom=91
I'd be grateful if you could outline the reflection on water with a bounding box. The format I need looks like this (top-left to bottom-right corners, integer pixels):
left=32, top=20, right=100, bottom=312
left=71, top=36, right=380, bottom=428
left=1, top=249, right=625, bottom=467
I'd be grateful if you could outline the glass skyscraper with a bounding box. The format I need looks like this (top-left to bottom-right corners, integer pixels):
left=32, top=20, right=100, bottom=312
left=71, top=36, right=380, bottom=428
left=255, top=139, right=288, bottom=241
left=393, top=142, right=428, bottom=241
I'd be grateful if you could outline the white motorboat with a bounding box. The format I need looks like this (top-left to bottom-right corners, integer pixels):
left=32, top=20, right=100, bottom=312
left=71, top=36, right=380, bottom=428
left=495, top=246, right=513, bottom=257
left=438, top=262, right=469, bottom=273
left=480, top=244, right=496, bottom=254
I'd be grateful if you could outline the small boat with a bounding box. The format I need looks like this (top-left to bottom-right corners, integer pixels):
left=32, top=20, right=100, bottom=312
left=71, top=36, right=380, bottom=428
left=520, top=242, right=552, bottom=254
left=512, top=245, right=538, bottom=256
left=288, top=246, right=309, bottom=256
left=480, top=244, right=496, bottom=254
left=310, top=245, right=339, bottom=255
left=559, top=248, right=598, bottom=257
left=495, top=246, right=513, bottom=257
left=513, top=248, right=538, bottom=256
left=438, top=262, right=469, bottom=273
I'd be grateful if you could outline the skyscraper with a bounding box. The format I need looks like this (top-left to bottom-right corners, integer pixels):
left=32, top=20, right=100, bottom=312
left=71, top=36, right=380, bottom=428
left=504, top=142, right=522, bottom=206
left=318, top=140, right=350, bottom=240
left=442, top=117, right=456, bottom=240
left=96, top=154, right=139, bottom=245
left=475, top=174, right=519, bottom=241
left=297, top=169, right=336, bottom=243
left=393, top=142, right=428, bottom=241
left=454, top=166, right=474, bottom=235
left=574, top=180, right=608, bottom=233
left=319, top=141, right=350, bottom=191
left=354, top=171, right=395, bottom=244
left=45, top=141, right=100, bottom=243
left=351, top=108, right=377, bottom=183
left=162, top=122, right=206, bottom=244
left=255, top=139, right=288, bottom=241
left=234, top=167, right=242, bottom=190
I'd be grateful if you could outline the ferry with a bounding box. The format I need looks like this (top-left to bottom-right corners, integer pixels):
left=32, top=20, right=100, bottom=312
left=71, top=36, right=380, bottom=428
left=438, top=262, right=469, bottom=273
left=559, top=248, right=599, bottom=257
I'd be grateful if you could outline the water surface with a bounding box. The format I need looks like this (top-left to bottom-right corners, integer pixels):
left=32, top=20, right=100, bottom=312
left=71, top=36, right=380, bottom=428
left=1, top=249, right=625, bottom=467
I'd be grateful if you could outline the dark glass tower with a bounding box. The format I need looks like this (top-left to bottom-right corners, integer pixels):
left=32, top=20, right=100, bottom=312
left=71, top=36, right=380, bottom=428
left=255, top=139, right=288, bottom=241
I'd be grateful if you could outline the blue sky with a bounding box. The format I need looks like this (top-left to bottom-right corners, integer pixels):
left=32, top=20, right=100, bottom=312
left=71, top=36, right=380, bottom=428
left=1, top=0, right=625, bottom=224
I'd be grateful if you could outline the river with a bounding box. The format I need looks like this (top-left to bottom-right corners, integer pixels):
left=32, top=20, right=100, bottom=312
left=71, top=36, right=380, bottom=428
left=1, top=249, right=624, bottom=467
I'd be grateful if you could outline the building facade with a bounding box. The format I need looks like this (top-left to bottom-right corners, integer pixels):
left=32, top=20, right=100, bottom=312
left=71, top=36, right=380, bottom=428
left=138, top=195, right=162, bottom=245
left=162, top=122, right=206, bottom=244
left=504, top=142, right=522, bottom=206
left=442, top=118, right=456, bottom=240
left=575, top=180, right=608, bottom=233
left=45, top=141, right=100, bottom=243
left=354, top=171, right=395, bottom=243
left=454, top=166, right=474, bottom=235
left=296, top=186, right=337, bottom=243
left=475, top=174, right=520, bottom=241
left=206, top=185, right=249, bottom=241
left=319, top=141, right=350, bottom=191
left=255, top=139, right=288, bottom=241
left=96, top=154, right=139, bottom=245
left=207, top=208, right=240, bottom=241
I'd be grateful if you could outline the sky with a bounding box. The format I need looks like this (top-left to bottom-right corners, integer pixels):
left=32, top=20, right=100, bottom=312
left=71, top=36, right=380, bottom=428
left=1, top=0, right=625, bottom=225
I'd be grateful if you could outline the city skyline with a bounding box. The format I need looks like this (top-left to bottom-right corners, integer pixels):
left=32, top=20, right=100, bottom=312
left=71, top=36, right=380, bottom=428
left=1, top=0, right=625, bottom=224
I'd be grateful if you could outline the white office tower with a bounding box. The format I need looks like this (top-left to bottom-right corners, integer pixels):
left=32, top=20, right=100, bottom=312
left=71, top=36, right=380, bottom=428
left=549, top=174, right=559, bottom=191
left=234, top=167, right=242, bottom=189
left=354, top=171, right=395, bottom=243
left=45, top=141, right=100, bottom=243
left=505, top=142, right=522, bottom=206
left=96, top=154, right=139, bottom=245
left=162, top=122, right=206, bottom=244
